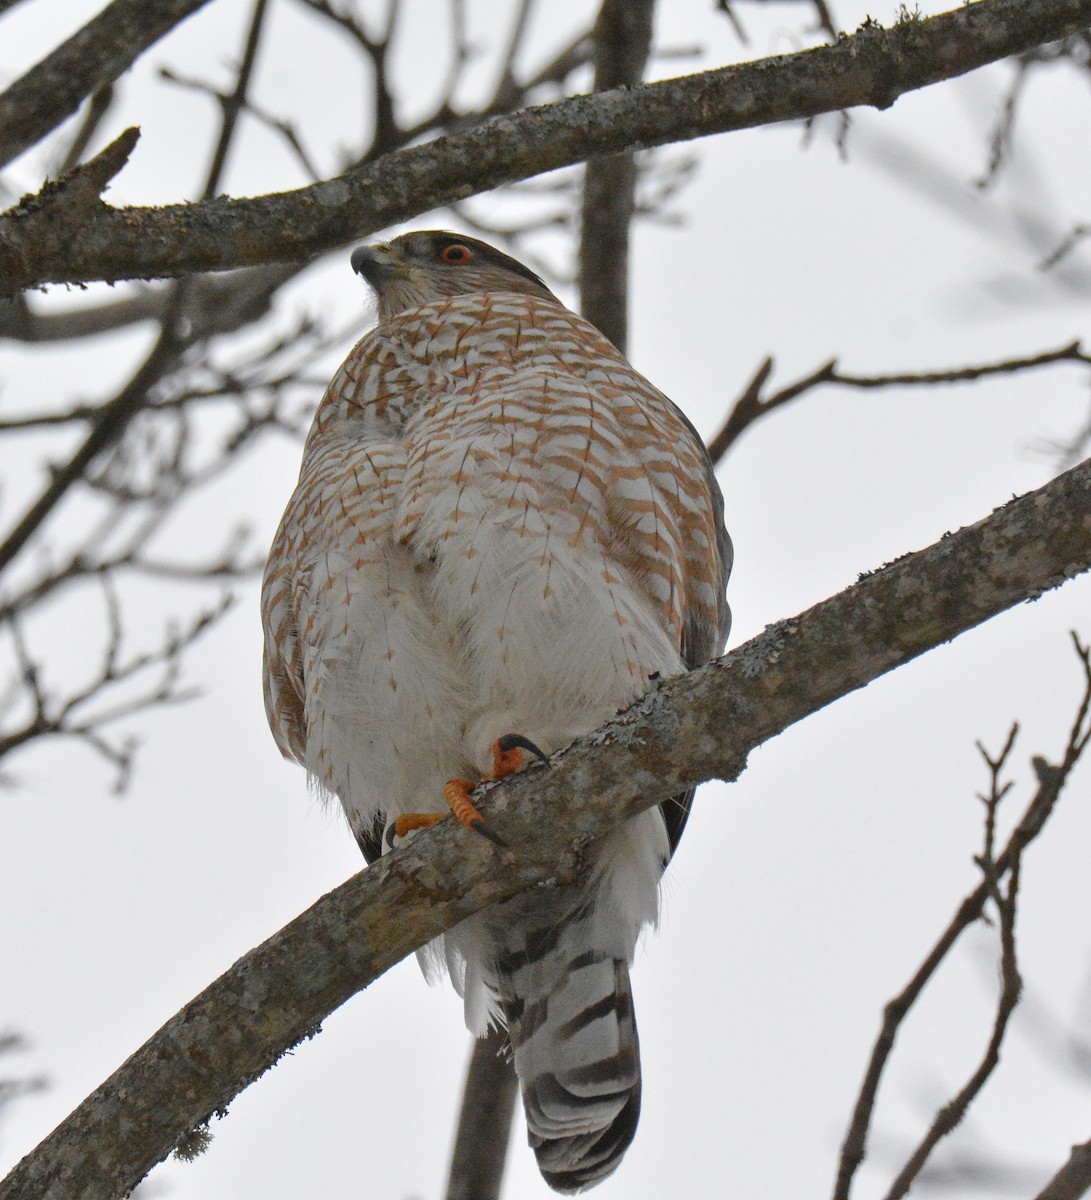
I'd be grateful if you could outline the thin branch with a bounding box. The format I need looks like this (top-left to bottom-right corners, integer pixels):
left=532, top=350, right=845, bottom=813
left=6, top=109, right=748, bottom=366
left=3, top=454, right=1090, bottom=1200
left=0, top=0, right=215, bottom=170
left=434, top=0, right=474, bottom=119
left=56, top=85, right=116, bottom=175
left=0, top=307, right=188, bottom=576
left=975, top=54, right=1030, bottom=188
left=882, top=745, right=1027, bottom=1200
left=0, top=584, right=231, bottom=789
left=296, top=0, right=401, bottom=152
left=1, top=0, right=1085, bottom=292
left=200, top=0, right=271, bottom=200
left=0, top=1031, right=47, bottom=1116
left=442, top=13, right=656, bottom=1188
left=0, top=290, right=165, bottom=344
left=0, top=262, right=294, bottom=346
left=707, top=340, right=1091, bottom=462
left=491, top=0, right=535, bottom=109
left=1040, top=224, right=1091, bottom=272
left=833, top=634, right=1091, bottom=1200
left=717, top=0, right=839, bottom=43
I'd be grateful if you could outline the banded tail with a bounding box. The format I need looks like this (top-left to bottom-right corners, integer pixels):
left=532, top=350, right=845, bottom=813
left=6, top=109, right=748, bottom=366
left=498, top=912, right=642, bottom=1193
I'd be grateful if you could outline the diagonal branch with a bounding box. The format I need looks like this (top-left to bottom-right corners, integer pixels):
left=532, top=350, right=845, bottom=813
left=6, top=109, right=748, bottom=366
left=0, top=0, right=215, bottom=171
left=2, top=455, right=1090, bottom=1200
left=0, top=0, right=1086, bottom=293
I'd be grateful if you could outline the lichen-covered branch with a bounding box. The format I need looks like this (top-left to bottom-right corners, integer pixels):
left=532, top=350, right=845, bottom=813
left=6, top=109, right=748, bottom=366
left=0, top=0, right=1086, bottom=293
left=3, top=454, right=1089, bottom=1200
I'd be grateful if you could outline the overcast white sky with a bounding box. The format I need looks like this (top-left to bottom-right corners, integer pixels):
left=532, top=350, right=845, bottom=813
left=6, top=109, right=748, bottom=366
left=2, top=3, right=1091, bottom=1199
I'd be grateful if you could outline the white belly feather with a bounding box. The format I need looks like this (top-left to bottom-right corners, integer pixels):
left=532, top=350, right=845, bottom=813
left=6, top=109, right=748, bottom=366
left=299, top=419, right=677, bottom=1029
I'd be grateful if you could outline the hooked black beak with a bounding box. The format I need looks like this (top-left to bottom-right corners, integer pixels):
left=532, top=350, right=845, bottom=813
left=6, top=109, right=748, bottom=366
left=350, top=244, right=398, bottom=288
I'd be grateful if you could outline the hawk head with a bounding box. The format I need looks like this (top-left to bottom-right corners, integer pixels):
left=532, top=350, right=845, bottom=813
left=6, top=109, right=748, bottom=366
left=351, top=230, right=557, bottom=320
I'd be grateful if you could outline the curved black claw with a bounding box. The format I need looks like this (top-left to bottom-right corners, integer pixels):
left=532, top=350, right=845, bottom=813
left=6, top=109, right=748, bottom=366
left=467, top=816, right=509, bottom=849
left=497, top=732, right=550, bottom=766
left=384, top=821, right=398, bottom=850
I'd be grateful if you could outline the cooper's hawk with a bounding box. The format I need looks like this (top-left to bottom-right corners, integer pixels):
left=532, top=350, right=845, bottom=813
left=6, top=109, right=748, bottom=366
left=262, top=231, right=731, bottom=1193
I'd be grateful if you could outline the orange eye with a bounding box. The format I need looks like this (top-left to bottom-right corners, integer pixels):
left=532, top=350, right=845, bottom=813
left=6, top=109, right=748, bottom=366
left=440, top=243, right=474, bottom=265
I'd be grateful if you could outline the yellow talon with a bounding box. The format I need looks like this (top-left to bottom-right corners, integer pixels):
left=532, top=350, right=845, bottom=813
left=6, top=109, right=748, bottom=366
left=392, top=812, right=446, bottom=839
left=443, top=778, right=507, bottom=848
left=387, top=735, right=547, bottom=850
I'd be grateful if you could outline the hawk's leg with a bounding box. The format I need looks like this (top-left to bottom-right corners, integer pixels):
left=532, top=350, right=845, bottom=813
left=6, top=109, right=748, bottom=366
left=386, top=734, right=548, bottom=849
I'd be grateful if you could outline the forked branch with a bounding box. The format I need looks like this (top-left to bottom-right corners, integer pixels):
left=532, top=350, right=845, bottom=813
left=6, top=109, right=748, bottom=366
left=834, top=633, right=1091, bottom=1200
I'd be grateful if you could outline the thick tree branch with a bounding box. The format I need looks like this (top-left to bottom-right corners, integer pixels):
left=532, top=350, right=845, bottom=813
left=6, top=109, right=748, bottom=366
left=0, top=0, right=214, bottom=171
left=2, top=456, right=1090, bottom=1200
left=0, top=0, right=1085, bottom=294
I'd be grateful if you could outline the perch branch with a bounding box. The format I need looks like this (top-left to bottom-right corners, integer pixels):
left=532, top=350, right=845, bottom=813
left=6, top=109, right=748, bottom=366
left=2, top=455, right=1090, bottom=1200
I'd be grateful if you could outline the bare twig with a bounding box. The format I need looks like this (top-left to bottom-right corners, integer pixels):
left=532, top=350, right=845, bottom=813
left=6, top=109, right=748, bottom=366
left=975, top=55, right=1030, bottom=189
left=296, top=0, right=401, bottom=151
left=200, top=0, right=270, bottom=200
left=0, top=263, right=294, bottom=346
left=0, top=1031, right=47, bottom=1116
left=491, top=0, right=535, bottom=109
left=56, top=85, right=116, bottom=175
left=0, top=584, right=231, bottom=789
left=833, top=634, right=1091, bottom=1200
left=881, top=745, right=1026, bottom=1200
left=0, top=304, right=188, bottom=576
left=708, top=340, right=1091, bottom=463
left=974, top=36, right=1085, bottom=191
left=716, top=0, right=839, bottom=43
left=1040, top=223, right=1091, bottom=273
